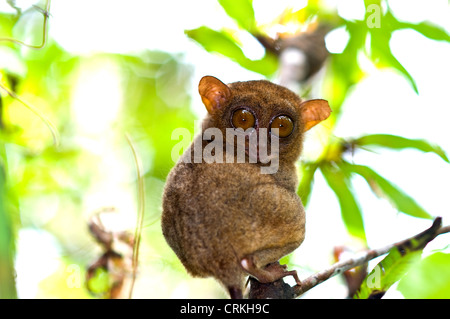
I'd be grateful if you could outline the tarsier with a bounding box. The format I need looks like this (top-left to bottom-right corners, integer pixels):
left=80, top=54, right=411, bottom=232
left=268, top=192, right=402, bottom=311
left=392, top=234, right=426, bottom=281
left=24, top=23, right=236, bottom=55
left=162, top=76, right=331, bottom=298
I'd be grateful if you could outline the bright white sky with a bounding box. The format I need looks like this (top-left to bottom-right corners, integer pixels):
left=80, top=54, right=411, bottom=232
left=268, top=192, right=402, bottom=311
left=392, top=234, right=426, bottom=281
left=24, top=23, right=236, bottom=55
left=6, top=0, right=450, bottom=298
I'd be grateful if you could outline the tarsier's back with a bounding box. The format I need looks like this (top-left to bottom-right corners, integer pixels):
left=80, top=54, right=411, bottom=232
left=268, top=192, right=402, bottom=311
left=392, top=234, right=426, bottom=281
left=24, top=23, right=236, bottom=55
left=161, top=76, right=331, bottom=298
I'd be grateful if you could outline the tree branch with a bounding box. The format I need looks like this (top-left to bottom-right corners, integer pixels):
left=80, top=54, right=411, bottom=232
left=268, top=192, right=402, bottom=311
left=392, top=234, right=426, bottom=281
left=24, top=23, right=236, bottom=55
left=249, top=217, right=450, bottom=299
left=254, top=24, right=331, bottom=91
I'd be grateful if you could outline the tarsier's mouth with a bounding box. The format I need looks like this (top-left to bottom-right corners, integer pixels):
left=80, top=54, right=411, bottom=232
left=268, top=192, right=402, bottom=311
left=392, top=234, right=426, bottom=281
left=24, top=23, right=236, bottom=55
left=244, top=142, right=278, bottom=165
left=244, top=146, right=259, bottom=163
left=230, top=131, right=278, bottom=164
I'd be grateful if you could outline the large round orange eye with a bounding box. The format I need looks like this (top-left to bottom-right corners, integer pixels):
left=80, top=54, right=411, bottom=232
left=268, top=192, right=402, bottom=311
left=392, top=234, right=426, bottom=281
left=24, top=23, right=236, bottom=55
left=231, top=109, right=255, bottom=130
left=270, top=115, right=294, bottom=137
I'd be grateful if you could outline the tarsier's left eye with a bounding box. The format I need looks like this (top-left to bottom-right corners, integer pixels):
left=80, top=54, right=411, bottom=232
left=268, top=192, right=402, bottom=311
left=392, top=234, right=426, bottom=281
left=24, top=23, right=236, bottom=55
left=270, top=115, right=294, bottom=138
left=231, top=108, right=256, bottom=130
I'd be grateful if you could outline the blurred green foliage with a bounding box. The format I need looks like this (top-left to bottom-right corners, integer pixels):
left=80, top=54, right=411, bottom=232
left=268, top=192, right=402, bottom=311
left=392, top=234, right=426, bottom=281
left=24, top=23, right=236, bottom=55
left=0, top=1, right=197, bottom=298
left=398, top=252, right=450, bottom=298
left=0, top=0, right=449, bottom=299
left=0, top=153, right=17, bottom=299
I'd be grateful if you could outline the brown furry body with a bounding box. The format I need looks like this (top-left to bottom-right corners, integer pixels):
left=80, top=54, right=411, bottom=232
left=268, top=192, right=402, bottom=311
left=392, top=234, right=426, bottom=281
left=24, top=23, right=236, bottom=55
left=162, top=78, right=330, bottom=297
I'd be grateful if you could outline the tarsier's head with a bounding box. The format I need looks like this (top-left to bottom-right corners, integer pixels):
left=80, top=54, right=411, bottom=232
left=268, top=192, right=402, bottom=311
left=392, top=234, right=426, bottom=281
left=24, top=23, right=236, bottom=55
left=198, top=76, right=331, bottom=166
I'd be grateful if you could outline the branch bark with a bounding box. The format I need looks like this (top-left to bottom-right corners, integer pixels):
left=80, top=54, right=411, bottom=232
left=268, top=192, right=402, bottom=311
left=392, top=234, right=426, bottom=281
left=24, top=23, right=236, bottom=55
left=254, top=24, right=331, bottom=92
left=248, top=217, right=450, bottom=299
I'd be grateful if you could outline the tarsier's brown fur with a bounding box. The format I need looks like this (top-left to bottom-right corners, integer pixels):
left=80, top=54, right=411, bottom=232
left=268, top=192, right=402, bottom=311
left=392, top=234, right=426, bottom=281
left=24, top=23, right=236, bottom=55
left=162, top=76, right=331, bottom=298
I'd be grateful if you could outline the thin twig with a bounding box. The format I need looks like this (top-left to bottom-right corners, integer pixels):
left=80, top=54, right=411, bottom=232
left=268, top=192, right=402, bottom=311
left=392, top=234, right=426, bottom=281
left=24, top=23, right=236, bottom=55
left=125, top=133, right=145, bottom=299
left=438, top=225, right=450, bottom=235
left=0, top=0, right=51, bottom=49
left=0, top=0, right=57, bottom=146
left=292, top=218, right=449, bottom=298
left=0, top=83, right=59, bottom=146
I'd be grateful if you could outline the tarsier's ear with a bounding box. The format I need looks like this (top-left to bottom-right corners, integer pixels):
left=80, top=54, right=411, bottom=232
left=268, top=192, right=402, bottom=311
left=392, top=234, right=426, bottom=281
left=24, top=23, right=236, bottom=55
left=198, top=76, right=231, bottom=114
left=299, top=99, right=331, bottom=132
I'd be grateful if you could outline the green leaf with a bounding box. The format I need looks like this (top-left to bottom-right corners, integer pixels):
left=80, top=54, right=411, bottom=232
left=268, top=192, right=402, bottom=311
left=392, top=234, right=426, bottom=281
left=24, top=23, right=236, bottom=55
left=398, top=252, right=450, bottom=298
left=185, top=26, right=277, bottom=76
left=0, top=13, right=19, bottom=38
left=398, top=21, right=450, bottom=43
left=341, top=162, right=432, bottom=219
left=356, top=218, right=441, bottom=299
left=86, top=267, right=112, bottom=297
left=218, top=0, right=256, bottom=32
left=185, top=26, right=244, bottom=61
left=363, top=0, right=381, bottom=7
left=0, top=159, right=17, bottom=299
left=369, top=28, right=418, bottom=93
left=353, top=134, right=449, bottom=163
left=363, top=11, right=419, bottom=93
left=365, top=10, right=450, bottom=93
left=325, top=21, right=366, bottom=115
left=297, top=163, right=318, bottom=207
left=320, top=164, right=366, bottom=242
left=356, top=246, right=422, bottom=299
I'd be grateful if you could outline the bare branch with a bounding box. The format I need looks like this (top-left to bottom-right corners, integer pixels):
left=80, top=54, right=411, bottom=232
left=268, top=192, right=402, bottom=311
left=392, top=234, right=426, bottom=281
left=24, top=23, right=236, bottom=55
left=249, top=217, right=450, bottom=299
left=125, top=133, right=146, bottom=299
left=293, top=217, right=445, bottom=298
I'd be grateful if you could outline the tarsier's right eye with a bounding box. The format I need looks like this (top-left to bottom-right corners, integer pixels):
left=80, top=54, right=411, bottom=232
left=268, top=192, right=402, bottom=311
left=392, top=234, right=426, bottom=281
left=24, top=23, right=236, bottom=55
left=231, top=108, right=256, bottom=130
left=270, top=115, right=294, bottom=138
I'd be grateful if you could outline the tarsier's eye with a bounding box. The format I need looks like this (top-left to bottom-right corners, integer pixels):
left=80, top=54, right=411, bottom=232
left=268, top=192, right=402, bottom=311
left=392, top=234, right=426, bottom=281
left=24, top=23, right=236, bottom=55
left=270, top=115, right=294, bottom=138
left=231, top=108, right=256, bottom=130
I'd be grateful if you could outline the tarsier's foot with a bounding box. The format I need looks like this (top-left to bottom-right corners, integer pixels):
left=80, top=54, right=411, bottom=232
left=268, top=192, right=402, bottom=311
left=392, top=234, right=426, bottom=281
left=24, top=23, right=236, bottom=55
left=241, top=257, right=302, bottom=286
left=264, top=262, right=302, bottom=286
